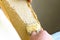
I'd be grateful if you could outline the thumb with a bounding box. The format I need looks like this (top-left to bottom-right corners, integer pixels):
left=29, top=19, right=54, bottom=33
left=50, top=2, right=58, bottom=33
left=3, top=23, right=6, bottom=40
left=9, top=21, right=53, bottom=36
left=31, top=32, right=37, bottom=36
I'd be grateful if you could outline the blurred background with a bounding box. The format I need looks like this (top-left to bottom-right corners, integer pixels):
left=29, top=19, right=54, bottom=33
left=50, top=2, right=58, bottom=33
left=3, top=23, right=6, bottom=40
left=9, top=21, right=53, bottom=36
left=31, top=0, right=60, bottom=34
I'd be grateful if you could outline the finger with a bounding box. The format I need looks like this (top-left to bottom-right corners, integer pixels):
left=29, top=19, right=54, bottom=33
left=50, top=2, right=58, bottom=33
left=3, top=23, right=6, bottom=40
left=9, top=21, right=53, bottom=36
left=31, top=32, right=37, bottom=36
left=39, top=30, right=48, bottom=35
left=38, top=30, right=51, bottom=37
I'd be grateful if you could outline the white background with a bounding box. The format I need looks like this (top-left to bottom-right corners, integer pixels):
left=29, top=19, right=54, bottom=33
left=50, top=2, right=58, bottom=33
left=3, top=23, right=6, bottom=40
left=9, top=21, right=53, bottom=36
left=0, top=9, right=21, bottom=40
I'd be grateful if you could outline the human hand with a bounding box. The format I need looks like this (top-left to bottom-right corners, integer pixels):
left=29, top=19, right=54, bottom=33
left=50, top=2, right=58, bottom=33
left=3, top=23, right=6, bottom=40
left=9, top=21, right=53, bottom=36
left=30, top=30, right=53, bottom=40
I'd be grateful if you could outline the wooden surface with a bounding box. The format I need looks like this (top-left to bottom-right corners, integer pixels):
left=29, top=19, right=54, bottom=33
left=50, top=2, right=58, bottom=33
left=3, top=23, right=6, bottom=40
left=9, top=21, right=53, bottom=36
left=0, top=0, right=41, bottom=40
left=0, top=0, right=30, bottom=40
